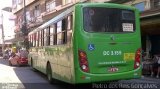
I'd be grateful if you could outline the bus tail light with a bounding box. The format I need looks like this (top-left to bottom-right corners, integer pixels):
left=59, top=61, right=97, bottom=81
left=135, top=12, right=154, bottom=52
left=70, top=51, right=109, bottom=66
left=134, top=48, right=141, bottom=69
left=78, top=50, right=89, bottom=72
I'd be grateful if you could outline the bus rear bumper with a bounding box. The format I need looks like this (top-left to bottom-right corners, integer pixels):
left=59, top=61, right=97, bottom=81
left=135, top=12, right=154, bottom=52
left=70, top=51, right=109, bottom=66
left=75, top=67, right=142, bottom=84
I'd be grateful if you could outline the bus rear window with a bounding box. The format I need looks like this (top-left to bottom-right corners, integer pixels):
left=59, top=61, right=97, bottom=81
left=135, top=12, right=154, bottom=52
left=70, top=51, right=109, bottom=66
left=83, top=7, right=135, bottom=33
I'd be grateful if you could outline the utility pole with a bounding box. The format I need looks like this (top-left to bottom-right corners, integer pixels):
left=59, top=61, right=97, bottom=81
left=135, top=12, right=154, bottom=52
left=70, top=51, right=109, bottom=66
left=0, top=11, right=5, bottom=57
left=21, top=0, right=29, bottom=49
left=23, top=0, right=26, bottom=31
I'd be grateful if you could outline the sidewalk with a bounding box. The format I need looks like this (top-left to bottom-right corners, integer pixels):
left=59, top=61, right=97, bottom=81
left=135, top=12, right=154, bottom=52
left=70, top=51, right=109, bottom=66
left=0, top=57, right=8, bottom=65
left=141, top=75, right=160, bottom=83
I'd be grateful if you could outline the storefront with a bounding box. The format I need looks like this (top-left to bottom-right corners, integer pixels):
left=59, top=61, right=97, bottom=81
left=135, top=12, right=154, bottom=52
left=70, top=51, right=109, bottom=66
left=141, top=8, right=160, bottom=75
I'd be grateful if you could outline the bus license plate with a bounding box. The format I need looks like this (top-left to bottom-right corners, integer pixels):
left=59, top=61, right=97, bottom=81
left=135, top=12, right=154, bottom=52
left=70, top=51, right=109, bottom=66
left=108, top=67, right=119, bottom=72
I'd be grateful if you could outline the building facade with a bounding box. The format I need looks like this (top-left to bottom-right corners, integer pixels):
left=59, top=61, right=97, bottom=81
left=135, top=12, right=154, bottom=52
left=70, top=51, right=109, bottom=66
left=0, top=7, right=15, bottom=50
left=12, top=0, right=86, bottom=47
left=12, top=0, right=112, bottom=46
left=12, top=0, right=160, bottom=56
left=107, top=0, right=160, bottom=58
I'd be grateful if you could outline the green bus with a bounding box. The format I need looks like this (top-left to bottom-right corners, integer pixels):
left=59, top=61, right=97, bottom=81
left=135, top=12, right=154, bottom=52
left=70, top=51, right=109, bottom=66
left=28, top=3, right=142, bottom=84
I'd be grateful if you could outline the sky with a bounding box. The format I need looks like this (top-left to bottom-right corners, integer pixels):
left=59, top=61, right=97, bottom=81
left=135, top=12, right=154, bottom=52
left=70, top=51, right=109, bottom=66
left=0, top=0, right=12, bottom=10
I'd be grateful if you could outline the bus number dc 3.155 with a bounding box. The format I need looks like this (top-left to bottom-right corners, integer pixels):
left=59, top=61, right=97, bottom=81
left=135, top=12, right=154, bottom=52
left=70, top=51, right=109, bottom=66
left=103, top=51, right=122, bottom=56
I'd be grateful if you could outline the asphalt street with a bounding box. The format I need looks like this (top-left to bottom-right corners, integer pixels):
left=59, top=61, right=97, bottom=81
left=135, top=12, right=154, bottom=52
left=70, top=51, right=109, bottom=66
left=0, top=57, right=159, bottom=89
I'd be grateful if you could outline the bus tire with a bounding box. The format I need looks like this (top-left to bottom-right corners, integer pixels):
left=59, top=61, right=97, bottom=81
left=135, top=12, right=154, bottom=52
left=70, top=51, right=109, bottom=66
left=31, top=59, right=33, bottom=68
left=47, top=63, right=53, bottom=83
left=31, top=59, right=36, bottom=71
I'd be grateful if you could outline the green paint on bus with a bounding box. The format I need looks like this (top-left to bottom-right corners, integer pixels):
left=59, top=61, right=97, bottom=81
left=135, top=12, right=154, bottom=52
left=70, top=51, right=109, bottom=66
left=28, top=3, right=141, bottom=84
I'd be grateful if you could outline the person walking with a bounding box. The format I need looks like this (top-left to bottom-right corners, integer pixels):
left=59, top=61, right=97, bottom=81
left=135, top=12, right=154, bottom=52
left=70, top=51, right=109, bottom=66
left=150, top=55, right=158, bottom=77
left=156, top=56, right=160, bottom=78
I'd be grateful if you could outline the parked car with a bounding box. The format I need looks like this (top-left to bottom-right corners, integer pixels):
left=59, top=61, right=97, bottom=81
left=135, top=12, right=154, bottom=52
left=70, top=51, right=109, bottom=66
left=8, top=51, right=28, bottom=66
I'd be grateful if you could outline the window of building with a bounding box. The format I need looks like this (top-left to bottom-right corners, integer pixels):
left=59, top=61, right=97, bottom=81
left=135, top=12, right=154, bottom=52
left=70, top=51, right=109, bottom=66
left=18, top=16, right=22, bottom=28
left=153, top=0, right=160, bottom=8
left=12, top=0, right=17, bottom=5
left=134, top=2, right=145, bottom=12
left=46, top=0, right=56, bottom=12
left=18, top=0, right=23, bottom=5
left=63, top=0, right=72, bottom=5
left=26, top=11, right=31, bottom=23
left=12, top=0, right=17, bottom=8
left=34, top=5, right=41, bottom=17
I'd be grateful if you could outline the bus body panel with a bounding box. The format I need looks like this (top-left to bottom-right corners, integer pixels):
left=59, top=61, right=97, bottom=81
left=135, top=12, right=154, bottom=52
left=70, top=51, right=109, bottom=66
left=28, top=45, right=75, bottom=83
left=78, top=34, right=140, bottom=74
left=74, top=66, right=141, bottom=83
left=28, top=3, right=141, bottom=84
left=73, top=3, right=141, bottom=83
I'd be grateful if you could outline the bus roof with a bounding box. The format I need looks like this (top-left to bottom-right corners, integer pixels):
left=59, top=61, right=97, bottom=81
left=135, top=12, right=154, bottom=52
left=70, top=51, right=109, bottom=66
left=77, top=3, right=136, bottom=10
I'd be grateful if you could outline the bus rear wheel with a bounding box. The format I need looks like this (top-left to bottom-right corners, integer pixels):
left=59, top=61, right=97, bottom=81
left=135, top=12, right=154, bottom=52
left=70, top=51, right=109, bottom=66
left=47, top=63, right=53, bottom=83
left=31, top=59, right=33, bottom=68
left=31, top=59, right=36, bottom=71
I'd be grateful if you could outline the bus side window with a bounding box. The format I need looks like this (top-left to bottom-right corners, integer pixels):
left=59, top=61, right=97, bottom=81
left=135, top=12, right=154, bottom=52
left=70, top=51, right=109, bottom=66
left=46, top=27, right=50, bottom=46
left=57, top=21, right=63, bottom=45
left=39, top=31, right=42, bottom=46
left=36, top=32, right=39, bottom=47
left=61, top=15, right=73, bottom=44
left=33, top=33, right=36, bottom=47
left=67, top=15, right=73, bottom=44
left=29, top=35, right=33, bottom=47
left=50, top=25, right=54, bottom=45
left=62, top=18, right=67, bottom=44
left=44, top=28, right=47, bottom=46
left=42, top=29, right=44, bottom=46
left=54, top=23, right=57, bottom=45
left=50, top=24, right=57, bottom=45
left=31, top=34, right=33, bottom=47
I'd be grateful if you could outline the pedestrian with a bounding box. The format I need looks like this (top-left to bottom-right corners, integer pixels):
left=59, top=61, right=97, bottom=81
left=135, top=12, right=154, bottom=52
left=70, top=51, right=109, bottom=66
left=8, top=49, right=12, bottom=58
left=156, top=56, right=160, bottom=78
left=142, top=52, right=146, bottom=69
left=3, top=49, right=9, bottom=60
left=150, top=55, right=158, bottom=77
